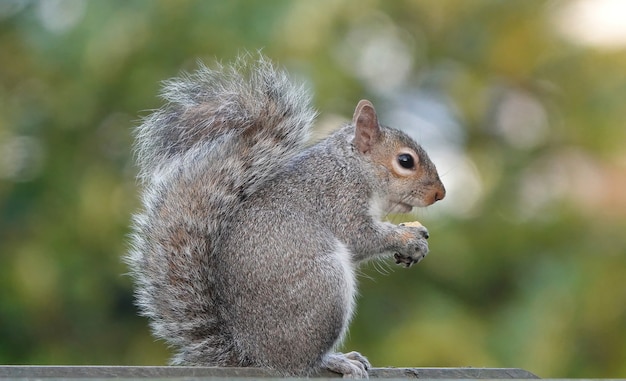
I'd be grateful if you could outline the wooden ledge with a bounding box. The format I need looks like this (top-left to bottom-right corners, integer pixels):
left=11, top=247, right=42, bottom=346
left=0, top=365, right=539, bottom=379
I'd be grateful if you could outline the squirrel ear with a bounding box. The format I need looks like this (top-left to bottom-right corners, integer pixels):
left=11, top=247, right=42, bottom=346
left=352, top=99, right=381, bottom=154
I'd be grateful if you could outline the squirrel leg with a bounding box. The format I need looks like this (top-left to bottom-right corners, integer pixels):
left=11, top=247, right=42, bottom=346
left=321, top=351, right=371, bottom=379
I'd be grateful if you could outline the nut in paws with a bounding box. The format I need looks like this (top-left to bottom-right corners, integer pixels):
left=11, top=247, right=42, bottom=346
left=395, top=221, right=429, bottom=268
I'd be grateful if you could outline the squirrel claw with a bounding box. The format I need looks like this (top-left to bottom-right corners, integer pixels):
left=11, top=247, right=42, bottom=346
left=393, top=252, right=425, bottom=268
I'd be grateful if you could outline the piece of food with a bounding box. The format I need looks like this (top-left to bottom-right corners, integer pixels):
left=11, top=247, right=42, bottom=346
left=399, top=220, right=423, bottom=228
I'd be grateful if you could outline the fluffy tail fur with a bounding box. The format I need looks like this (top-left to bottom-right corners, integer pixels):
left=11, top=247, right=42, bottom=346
left=126, top=55, right=316, bottom=364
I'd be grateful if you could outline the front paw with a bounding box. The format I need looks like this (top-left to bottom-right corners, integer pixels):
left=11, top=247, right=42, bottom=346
left=394, top=224, right=429, bottom=268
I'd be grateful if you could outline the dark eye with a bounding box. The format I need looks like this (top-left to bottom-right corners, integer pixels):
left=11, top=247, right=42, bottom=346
left=397, top=153, right=415, bottom=169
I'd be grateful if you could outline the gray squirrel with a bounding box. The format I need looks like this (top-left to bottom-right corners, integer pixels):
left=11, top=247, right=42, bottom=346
left=126, top=56, right=445, bottom=378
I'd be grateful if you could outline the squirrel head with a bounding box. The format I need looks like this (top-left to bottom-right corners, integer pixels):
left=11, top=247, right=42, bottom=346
left=352, top=99, right=446, bottom=214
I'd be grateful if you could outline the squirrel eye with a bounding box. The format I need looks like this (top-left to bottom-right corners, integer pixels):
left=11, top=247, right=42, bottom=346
left=397, top=153, right=415, bottom=169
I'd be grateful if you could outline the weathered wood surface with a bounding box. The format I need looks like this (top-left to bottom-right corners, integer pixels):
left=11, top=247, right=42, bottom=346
left=0, top=365, right=539, bottom=379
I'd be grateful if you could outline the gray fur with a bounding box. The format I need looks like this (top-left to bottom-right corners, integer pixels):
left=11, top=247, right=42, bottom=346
left=127, top=55, right=444, bottom=378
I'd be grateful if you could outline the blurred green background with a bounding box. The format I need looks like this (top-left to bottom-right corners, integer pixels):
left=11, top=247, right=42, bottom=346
left=1, top=0, right=625, bottom=378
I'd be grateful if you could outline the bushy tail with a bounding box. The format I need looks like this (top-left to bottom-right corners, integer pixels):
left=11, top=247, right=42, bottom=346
left=126, top=55, right=316, bottom=365
left=134, top=54, right=315, bottom=191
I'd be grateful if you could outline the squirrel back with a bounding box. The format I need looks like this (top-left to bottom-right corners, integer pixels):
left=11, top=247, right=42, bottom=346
left=128, top=56, right=315, bottom=365
left=127, top=55, right=445, bottom=377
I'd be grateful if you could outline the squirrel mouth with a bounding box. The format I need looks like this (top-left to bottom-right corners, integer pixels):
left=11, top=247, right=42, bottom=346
left=389, top=202, right=413, bottom=214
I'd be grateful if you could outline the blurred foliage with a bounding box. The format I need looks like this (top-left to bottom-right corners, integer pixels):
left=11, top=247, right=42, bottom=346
left=1, top=0, right=625, bottom=378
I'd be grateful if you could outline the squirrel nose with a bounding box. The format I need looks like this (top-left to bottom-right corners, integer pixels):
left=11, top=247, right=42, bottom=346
left=433, top=186, right=446, bottom=202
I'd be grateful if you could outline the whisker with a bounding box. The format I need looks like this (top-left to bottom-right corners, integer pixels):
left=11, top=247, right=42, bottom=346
left=373, top=257, right=395, bottom=276
left=355, top=267, right=375, bottom=282
left=370, top=260, right=385, bottom=276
